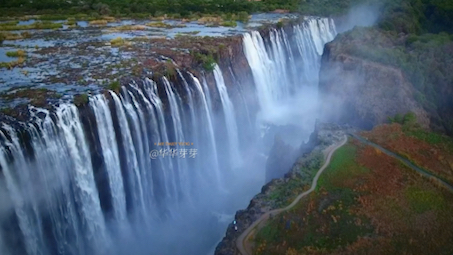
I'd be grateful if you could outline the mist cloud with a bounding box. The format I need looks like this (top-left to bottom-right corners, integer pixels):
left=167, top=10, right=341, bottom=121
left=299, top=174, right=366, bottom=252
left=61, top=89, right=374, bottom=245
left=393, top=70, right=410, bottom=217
left=336, top=3, right=382, bottom=33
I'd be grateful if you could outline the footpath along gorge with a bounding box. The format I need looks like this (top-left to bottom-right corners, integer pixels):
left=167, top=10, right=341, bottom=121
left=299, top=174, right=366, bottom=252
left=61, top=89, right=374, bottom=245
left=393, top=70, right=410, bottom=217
left=0, top=15, right=339, bottom=255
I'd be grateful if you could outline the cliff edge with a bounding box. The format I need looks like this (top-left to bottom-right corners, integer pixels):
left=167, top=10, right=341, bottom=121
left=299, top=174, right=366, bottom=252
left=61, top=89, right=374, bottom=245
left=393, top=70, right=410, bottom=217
left=318, top=33, right=429, bottom=129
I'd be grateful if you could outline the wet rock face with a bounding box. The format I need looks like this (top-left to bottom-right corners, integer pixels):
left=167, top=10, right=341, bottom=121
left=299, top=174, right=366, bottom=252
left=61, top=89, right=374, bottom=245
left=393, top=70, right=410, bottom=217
left=265, top=135, right=297, bottom=183
left=318, top=43, right=430, bottom=130
left=214, top=178, right=281, bottom=255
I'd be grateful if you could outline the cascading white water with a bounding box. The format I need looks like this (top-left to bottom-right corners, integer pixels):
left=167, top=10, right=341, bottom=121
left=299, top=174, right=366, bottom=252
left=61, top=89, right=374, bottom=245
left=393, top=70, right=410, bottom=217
left=90, top=95, right=127, bottom=223
left=0, top=125, right=45, bottom=255
left=142, top=78, right=178, bottom=203
left=54, top=104, right=110, bottom=253
left=188, top=73, right=221, bottom=186
left=0, top=17, right=337, bottom=255
left=213, top=65, right=241, bottom=169
left=110, top=92, right=147, bottom=217
left=162, top=77, right=189, bottom=204
left=243, top=17, right=337, bottom=125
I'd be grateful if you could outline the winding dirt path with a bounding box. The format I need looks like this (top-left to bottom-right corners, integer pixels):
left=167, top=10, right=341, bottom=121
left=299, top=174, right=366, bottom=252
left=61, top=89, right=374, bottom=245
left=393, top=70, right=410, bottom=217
left=235, top=135, right=348, bottom=255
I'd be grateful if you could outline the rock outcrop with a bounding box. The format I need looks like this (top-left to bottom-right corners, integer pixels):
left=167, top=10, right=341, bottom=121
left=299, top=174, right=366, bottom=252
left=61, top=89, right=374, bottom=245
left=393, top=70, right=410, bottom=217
left=318, top=41, right=430, bottom=130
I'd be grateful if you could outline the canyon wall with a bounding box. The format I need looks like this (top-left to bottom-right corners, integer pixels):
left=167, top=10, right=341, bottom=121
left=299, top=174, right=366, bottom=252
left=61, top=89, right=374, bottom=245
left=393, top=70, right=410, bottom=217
left=318, top=40, right=430, bottom=130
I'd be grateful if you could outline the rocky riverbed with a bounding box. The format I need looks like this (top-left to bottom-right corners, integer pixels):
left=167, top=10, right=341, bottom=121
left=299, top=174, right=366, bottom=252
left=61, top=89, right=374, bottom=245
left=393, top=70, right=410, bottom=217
left=0, top=13, right=299, bottom=114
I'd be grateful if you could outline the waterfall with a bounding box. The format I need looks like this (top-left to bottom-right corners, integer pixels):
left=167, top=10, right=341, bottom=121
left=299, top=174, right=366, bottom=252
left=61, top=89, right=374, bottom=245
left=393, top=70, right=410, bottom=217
left=90, top=95, right=127, bottom=222
left=0, top=16, right=338, bottom=255
left=162, top=77, right=189, bottom=204
left=242, top=17, right=337, bottom=119
left=188, top=73, right=221, bottom=186
left=54, top=104, right=110, bottom=253
left=213, top=65, right=241, bottom=169
left=0, top=125, right=46, bottom=255
left=110, top=92, right=147, bottom=217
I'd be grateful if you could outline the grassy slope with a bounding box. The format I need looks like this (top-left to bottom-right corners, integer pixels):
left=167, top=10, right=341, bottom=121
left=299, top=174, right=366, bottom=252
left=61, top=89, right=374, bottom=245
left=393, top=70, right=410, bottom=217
left=253, top=130, right=453, bottom=255
left=362, top=123, right=453, bottom=185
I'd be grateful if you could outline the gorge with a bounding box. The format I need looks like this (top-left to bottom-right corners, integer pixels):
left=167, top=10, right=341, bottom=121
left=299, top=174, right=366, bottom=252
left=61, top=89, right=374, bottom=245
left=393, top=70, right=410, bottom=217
left=0, top=16, right=337, bottom=255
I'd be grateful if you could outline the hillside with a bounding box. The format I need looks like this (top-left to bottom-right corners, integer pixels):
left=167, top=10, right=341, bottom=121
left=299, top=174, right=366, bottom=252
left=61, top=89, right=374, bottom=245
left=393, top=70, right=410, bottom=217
left=318, top=0, right=453, bottom=134
left=251, top=125, right=453, bottom=254
left=319, top=27, right=453, bottom=134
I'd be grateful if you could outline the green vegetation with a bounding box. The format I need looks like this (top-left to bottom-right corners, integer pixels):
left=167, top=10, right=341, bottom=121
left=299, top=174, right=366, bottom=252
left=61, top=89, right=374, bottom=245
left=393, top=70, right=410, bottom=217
left=0, top=107, right=15, bottom=116
left=0, top=0, right=370, bottom=21
left=88, top=19, right=108, bottom=26
left=255, top=142, right=373, bottom=254
left=38, top=14, right=68, bottom=20
left=406, top=129, right=453, bottom=152
left=388, top=112, right=418, bottom=131
left=0, top=57, right=26, bottom=69
left=65, top=18, right=76, bottom=26
left=110, top=37, right=125, bottom=47
left=164, top=60, right=177, bottom=79
left=0, top=88, right=61, bottom=107
left=220, top=20, right=236, bottom=27
left=317, top=143, right=368, bottom=192
left=73, top=94, right=89, bottom=106
left=266, top=151, right=323, bottom=208
left=191, top=51, right=216, bottom=72
left=338, top=25, right=453, bottom=134
left=107, top=81, right=121, bottom=93
left=375, top=0, right=453, bottom=34
left=0, top=21, right=62, bottom=30
left=146, top=21, right=172, bottom=28
left=254, top=137, right=453, bottom=254
left=6, top=50, right=26, bottom=58
left=404, top=185, right=445, bottom=213
left=236, top=11, right=250, bottom=23
left=0, top=31, right=31, bottom=41
left=109, top=25, right=147, bottom=31
left=328, top=0, right=453, bottom=135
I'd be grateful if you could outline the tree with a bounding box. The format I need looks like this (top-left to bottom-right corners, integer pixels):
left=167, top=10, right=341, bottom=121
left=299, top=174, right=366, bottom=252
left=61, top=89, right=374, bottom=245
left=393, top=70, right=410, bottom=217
left=403, top=112, right=417, bottom=126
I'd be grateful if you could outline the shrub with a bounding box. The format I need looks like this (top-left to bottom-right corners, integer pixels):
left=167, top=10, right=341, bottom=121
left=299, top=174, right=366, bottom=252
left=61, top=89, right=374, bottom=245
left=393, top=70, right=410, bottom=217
left=192, top=51, right=216, bottom=72
left=146, top=22, right=171, bottom=28
left=108, top=81, right=121, bottom=93
left=66, top=18, right=76, bottom=26
left=202, top=55, right=216, bottom=71
left=221, top=21, right=237, bottom=27
left=110, top=37, right=125, bottom=46
left=403, top=112, right=417, bottom=127
left=237, top=11, right=250, bottom=23
left=73, top=94, right=89, bottom=106
left=93, top=3, right=111, bottom=16
left=164, top=60, right=177, bottom=79
left=109, top=25, right=146, bottom=31
left=38, top=14, right=68, bottom=20
left=20, top=31, right=31, bottom=39
left=89, top=20, right=108, bottom=26
left=6, top=50, right=26, bottom=58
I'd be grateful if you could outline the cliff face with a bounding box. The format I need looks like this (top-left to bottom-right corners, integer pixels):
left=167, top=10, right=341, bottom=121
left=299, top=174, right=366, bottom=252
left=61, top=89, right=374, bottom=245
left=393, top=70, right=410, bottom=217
left=318, top=42, right=430, bottom=130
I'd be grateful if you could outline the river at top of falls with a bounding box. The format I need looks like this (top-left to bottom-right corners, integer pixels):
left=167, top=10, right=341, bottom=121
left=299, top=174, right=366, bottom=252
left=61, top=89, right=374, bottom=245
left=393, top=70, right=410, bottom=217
left=0, top=17, right=337, bottom=255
